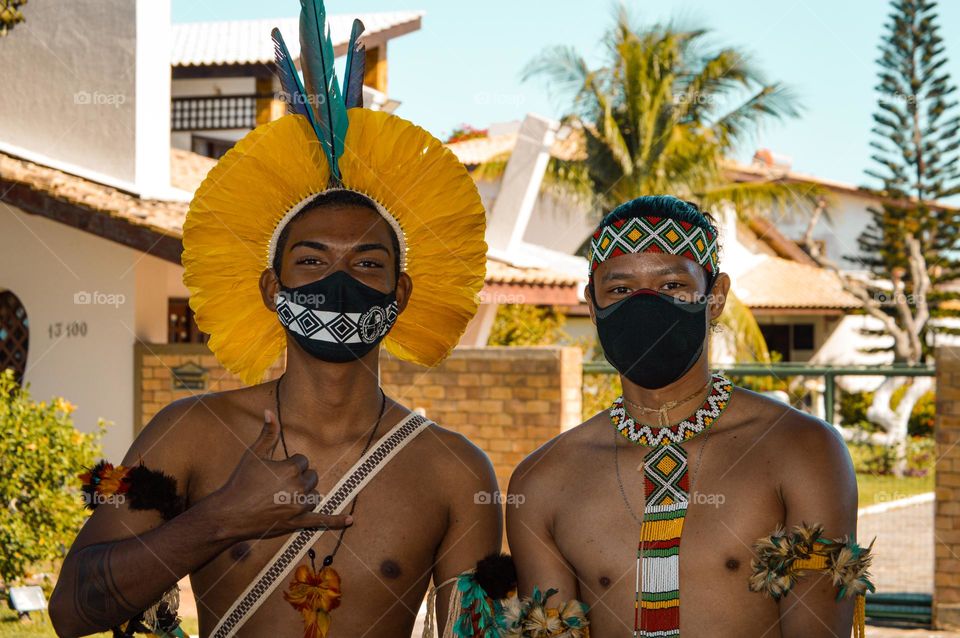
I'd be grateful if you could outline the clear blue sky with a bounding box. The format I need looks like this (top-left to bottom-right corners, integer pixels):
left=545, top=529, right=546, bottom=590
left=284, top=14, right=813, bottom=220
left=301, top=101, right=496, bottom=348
left=172, top=0, right=960, bottom=190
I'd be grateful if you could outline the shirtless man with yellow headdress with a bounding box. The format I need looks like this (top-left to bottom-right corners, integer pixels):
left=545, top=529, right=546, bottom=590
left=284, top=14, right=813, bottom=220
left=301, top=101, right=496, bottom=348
left=49, top=2, right=505, bottom=636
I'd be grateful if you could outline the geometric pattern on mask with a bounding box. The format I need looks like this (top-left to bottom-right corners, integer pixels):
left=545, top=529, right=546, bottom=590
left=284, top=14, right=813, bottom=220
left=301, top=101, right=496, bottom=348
left=610, top=373, right=732, bottom=447
left=276, top=296, right=399, bottom=345
left=589, top=215, right=719, bottom=275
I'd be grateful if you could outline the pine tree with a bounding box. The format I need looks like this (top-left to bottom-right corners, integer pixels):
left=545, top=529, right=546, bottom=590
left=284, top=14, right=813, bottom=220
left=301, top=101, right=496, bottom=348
left=854, top=0, right=960, bottom=362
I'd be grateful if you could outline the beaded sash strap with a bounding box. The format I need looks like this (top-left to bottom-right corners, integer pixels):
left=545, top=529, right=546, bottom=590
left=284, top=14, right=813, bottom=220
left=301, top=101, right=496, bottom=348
left=613, top=374, right=733, bottom=638
left=209, top=412, right=430, bottom=638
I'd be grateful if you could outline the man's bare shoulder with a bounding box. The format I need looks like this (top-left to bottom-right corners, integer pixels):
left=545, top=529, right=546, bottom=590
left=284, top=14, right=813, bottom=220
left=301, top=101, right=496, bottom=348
left=725, top=386, right=851, bottom=472
left=133, top=383, right=272, bottom=462
left=509, top=410, right=608, bottom=495
left=412, top=418, right=497, bottom=485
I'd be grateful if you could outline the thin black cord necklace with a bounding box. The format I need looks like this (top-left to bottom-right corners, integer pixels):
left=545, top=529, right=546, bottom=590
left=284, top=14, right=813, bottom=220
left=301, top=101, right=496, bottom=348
left=274, top=373, right=386, bottom=568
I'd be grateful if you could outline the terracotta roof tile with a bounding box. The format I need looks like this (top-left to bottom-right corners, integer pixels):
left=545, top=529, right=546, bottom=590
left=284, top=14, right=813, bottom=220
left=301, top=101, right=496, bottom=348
left=737, top=255, right=861, bottom=309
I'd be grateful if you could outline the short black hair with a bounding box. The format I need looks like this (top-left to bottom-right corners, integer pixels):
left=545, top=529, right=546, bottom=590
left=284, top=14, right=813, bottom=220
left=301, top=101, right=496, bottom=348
left=272, top=189, right=401, bottom=278
left=601, top=195, right=718, bottom=237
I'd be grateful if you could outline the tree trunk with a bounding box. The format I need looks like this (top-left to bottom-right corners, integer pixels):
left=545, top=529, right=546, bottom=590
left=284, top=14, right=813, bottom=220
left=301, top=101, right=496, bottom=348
left=865, top=376, right=933, bottom=476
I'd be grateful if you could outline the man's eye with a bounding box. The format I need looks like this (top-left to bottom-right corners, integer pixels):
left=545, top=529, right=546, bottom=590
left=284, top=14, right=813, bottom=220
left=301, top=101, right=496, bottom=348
left=662, top=281, right=685, bottom=290
left=296, top=257, right=323, bottom=265
left=610, top=286, right=631, bottom=295
left=357, top=260, right=383, bottom=268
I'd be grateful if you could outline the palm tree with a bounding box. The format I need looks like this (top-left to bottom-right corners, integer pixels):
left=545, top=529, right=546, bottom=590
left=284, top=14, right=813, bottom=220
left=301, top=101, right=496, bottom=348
left=512, top=8, right=822, bottom=362
left=522, top=8, right=816, bottom=215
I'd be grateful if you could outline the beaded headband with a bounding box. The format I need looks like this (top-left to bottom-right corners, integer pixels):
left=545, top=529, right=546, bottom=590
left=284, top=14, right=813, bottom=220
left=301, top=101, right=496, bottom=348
left=588, top=215, right=719, bottom=276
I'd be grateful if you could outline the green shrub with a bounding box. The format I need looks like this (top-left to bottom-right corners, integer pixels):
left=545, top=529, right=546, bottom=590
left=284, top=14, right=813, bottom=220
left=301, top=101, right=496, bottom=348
left=0, top=369, right=101, bottom=587
left=848, top=437, right=935, bottom=477
left=487, top=304, right=569, bottom=347
left=838, top=387, right=935, bottom=436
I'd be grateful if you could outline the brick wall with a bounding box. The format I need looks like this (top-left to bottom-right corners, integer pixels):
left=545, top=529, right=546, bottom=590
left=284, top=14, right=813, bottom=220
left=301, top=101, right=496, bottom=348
left=936, top=346, right=960, bottom=629
left=135, top=343, right=582, bottom=490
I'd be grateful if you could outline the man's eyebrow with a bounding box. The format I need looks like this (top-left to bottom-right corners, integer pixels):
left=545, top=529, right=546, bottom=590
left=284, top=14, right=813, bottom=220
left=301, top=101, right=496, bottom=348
left=651, top=264, right=693, bottom=276
left=354, top=242, right=390, bottom=254
left=601, top=270, right=634, bottom=283
left=290, top=240, right=328, bottom=251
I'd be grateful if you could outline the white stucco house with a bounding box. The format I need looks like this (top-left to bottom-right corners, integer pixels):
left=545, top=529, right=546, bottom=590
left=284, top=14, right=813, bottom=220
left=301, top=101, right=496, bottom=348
left=0, top=1, right=578, bottom=460
left=444, top=114, right=960, bottom=377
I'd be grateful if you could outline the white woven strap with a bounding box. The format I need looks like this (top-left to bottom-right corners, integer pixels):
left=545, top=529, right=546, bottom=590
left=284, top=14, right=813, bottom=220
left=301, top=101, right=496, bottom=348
left=209, top=412, right=430, bottom=637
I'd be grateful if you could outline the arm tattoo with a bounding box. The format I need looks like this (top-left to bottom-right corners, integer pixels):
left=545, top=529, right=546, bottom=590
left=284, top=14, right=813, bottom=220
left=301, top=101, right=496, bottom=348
left=72, top=543, right=141, bottom=629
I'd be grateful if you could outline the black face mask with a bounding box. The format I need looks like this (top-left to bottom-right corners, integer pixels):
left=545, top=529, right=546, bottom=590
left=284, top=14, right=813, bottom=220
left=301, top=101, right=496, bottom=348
left=592, top=286, right=710, bottom=389
left=275, top=270, right=399, bottom=363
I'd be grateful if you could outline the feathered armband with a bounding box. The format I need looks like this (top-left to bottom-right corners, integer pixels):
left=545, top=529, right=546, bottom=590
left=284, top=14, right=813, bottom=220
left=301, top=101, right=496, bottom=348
left=749, top=523, right=874, bottom=638
left=424, top=553, right=590, bottom=638
left=78, top=459, right=187, bottom=636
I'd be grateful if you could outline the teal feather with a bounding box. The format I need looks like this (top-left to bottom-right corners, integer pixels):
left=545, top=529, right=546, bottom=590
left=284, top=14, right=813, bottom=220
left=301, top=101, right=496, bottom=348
left=298, top=0, right=348, bottom=183
left=342, top=19, right=366, bottom=109
left=270, top=28, right=320, bottom=130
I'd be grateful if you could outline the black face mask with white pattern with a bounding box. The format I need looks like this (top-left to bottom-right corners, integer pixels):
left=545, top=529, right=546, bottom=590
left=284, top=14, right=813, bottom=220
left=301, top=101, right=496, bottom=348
left=275, top=270, right=399, bottom=363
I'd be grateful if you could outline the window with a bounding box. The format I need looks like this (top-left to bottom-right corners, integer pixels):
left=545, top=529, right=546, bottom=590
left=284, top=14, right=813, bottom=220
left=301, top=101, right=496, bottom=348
left=758, top=322, right=816, bottom=361
left=168, top=298, right=207, bottom=344
left=759, top=324, right=790, bottom=361
left=792, top=324, right=815, bottom=351
left=190, top=135, right=237, bottom=160
left=0, top=291, right=29, bottom=385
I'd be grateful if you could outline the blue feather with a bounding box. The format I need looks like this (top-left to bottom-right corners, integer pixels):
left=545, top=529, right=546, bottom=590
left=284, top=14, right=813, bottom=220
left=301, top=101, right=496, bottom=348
left=270, top=28, right=312, bottom=121
left=298, top=0, right=348, bottom=183
left=342, top=19, right=366, bottom=109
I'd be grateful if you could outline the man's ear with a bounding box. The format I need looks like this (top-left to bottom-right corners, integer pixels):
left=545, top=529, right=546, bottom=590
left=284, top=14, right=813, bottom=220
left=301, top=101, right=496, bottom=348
left=260, top=268, right=281, bottom=312
left=395, top=272, right=413, bottom=313
left=708, top=272, right=730, bottom=321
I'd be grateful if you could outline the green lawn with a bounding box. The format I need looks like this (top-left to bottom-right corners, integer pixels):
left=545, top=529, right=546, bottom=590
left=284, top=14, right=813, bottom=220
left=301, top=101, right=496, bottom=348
left=857, top=472, right=934, bottom=509
left=0, top=607, right=199, bottom=637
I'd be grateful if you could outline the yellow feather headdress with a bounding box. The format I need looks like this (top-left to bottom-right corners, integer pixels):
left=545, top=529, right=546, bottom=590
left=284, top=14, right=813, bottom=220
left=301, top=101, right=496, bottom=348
left=181, top=3, right=486, bottom=385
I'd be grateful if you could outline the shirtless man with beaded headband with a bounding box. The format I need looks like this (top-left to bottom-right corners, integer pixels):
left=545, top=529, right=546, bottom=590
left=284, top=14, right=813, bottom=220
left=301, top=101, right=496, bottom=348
left=506, top=196, right=873, bottom=637
left=50, top=1, right=504, bottom=636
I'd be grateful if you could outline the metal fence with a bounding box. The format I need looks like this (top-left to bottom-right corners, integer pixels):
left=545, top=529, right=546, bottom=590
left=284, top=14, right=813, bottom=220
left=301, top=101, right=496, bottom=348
left=582, top=361, right=935, bottom=425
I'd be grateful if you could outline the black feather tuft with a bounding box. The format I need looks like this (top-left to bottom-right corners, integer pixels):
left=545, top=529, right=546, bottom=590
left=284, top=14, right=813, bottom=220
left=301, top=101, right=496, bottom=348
left=125, top=465, right=184, bottom=521
left=474, top=552, right=517, bottom=600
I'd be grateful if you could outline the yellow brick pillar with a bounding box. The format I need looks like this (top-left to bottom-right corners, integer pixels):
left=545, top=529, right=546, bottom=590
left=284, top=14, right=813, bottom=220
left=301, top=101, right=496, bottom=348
left=935, top=345, right=960, bottom=628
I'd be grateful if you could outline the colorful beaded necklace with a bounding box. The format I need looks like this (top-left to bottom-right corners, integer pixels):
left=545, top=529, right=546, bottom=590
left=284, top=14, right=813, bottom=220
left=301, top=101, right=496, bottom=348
left=611, top=373, right=733, bottom=637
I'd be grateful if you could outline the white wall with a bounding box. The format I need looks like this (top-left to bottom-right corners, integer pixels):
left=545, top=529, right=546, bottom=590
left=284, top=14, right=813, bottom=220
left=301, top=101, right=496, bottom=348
left=773, top=191, right=874, bottom=268
left=1, top=208, right=184, bottom=461
left=0, top=0, right=171, bottom=196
